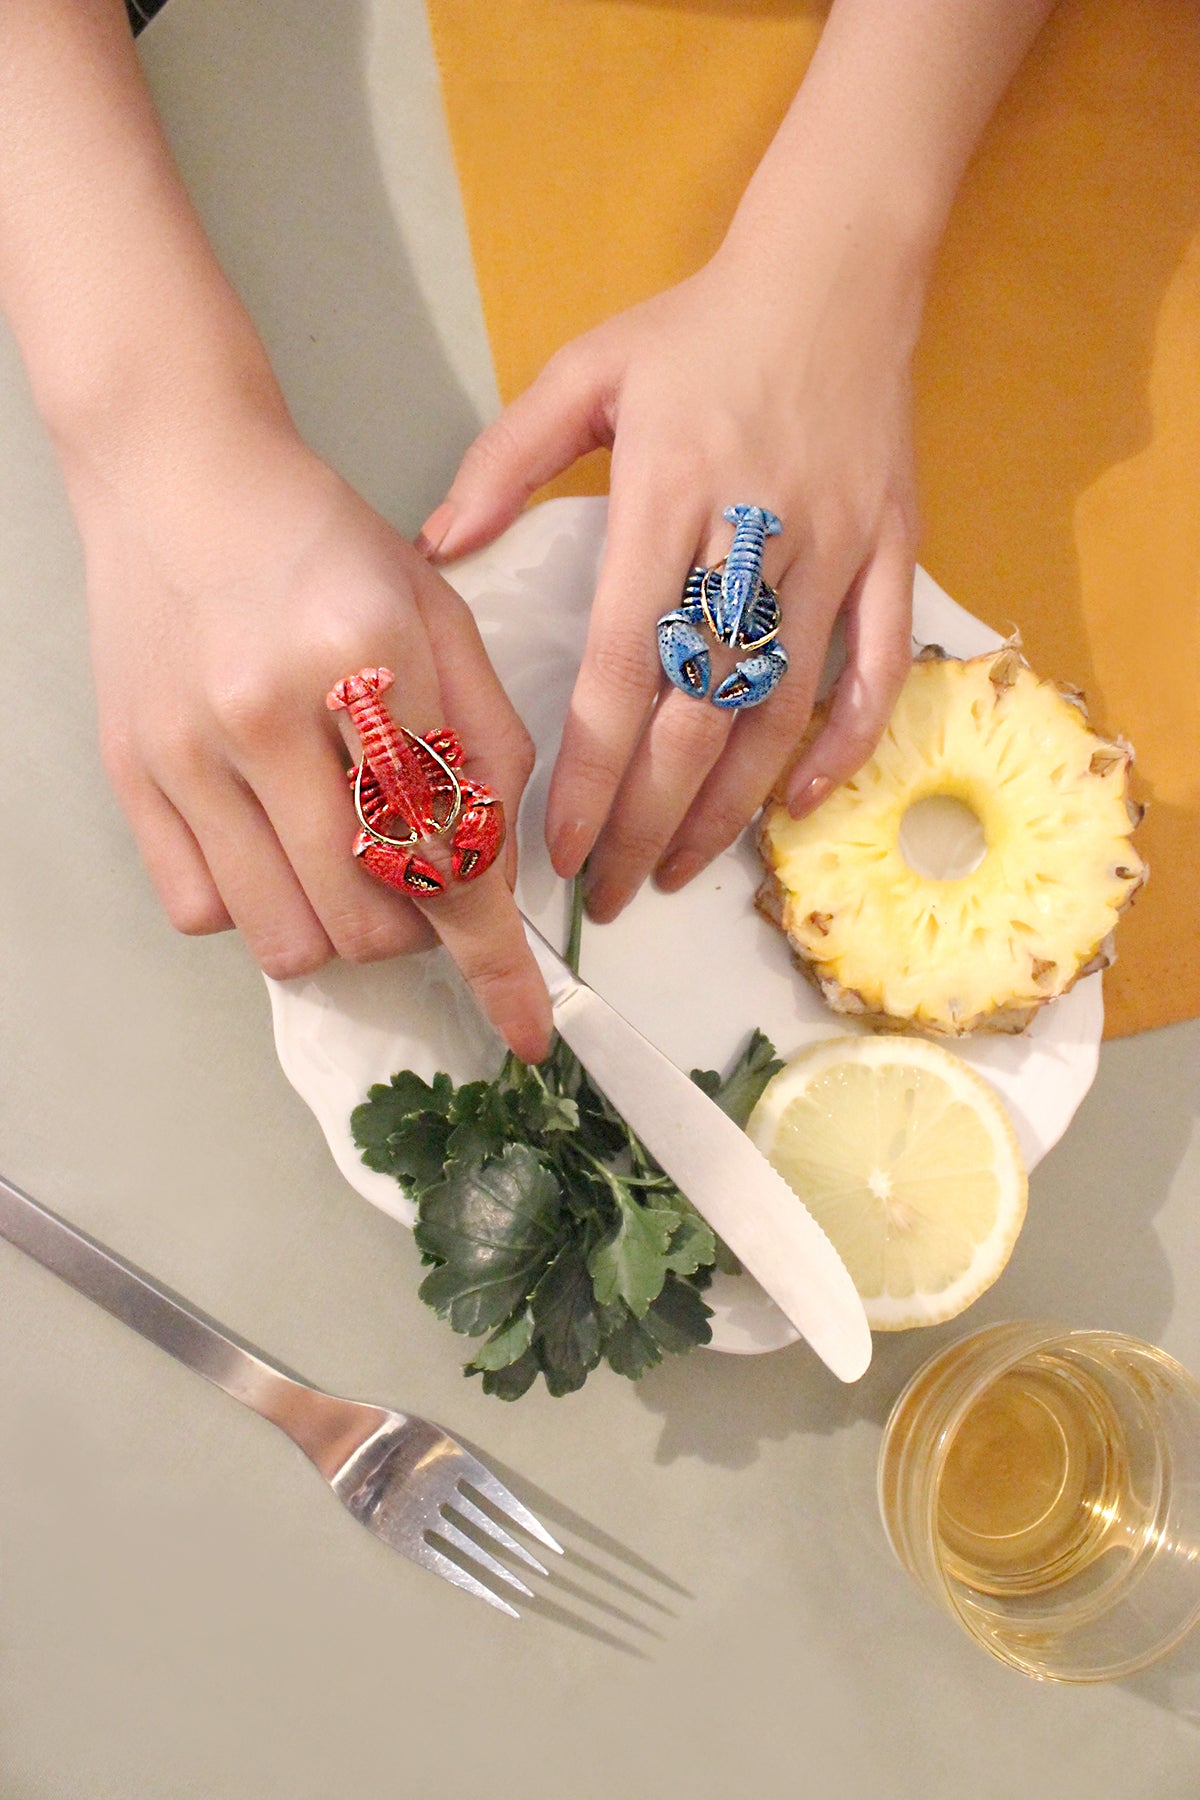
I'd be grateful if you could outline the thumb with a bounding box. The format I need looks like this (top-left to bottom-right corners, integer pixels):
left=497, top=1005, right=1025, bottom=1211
left=415, top=341, right=615, bottom=563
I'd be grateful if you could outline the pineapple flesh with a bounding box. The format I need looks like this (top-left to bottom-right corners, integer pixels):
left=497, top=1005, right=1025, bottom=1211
left=756, top=646, right=1146, bottom=1035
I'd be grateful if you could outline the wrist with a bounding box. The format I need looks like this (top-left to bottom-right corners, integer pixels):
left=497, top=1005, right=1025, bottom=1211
left=45, top=278, right=282, bottom=457
left=43, top=289, right=299, bottom=530
left=714, top=181, right=933, bottom=366
left=721, top=98, right=945, bottom=310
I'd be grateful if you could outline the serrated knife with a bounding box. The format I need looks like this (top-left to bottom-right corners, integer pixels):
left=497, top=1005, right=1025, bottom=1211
left=522, top=919, right=872, bottom=1383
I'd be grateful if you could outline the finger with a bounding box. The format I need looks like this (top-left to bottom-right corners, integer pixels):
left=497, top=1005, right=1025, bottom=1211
left=584, top=500, right=811, bottom=912
left=391, top=580, right=549, bottom=1053
left=166, top=772, right=337, bottom=981
left=407, top=568, right=537, bottom=874
left=408, top=577, right=533, bottom=890
left=113, top=769, right=234, bottom=937
left=416, top=343, right=614, bottom=565
left=235, top=726, right=438, bottom=964
left=546, top=481, right=709, bottom=879
left=652, top=546, right=852, bottom=890
left=583, top=686, right=733, bottom=921
left=783, top=517, right=915, bottom=816
left=413, top=867, right=553, bottom=1065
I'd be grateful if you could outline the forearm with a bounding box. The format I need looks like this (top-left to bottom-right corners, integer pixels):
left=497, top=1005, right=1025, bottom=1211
left=723, top=0, right=1059, bottom=316
left=0, top=0, right=286, bottom=486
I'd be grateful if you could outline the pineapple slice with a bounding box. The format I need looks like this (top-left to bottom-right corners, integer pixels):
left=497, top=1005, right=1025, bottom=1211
left=756, top=646, right=1146, bottom=1035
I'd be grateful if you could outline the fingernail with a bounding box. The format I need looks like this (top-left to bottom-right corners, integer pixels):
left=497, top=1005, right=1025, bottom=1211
left=585, top=878, right=630, bottom=923
left=655, top=849, right=703, bottom=892
left=413, top=501, right=457, bottom=561
left=788, top=774, right=832, bottom=819
left=549, top=818, right=595, bottom=880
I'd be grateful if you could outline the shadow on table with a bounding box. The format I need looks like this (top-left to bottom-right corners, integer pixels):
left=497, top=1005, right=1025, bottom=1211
left=454, top=1438, right=693, bottom=1659
left=631, top=1020, right=1195, bottom=1472
left=1125, top=1625, right=1200, bottom=1728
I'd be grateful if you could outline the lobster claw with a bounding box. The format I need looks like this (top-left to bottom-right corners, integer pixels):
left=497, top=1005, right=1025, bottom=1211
left=657, top=611, right=712, bottom=698
left=712, top=640, right=789, bottom=711
left=450, top=781, right=506, bottom=882
left=353, top=831, right=446, bottom=895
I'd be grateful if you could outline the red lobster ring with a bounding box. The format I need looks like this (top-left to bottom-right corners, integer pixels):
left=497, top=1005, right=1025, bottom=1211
left=326, top=667, right=505, bottom=896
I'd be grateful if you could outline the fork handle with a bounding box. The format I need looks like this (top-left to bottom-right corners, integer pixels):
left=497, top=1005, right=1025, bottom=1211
left=0, top=1170, right=368, bottom=1470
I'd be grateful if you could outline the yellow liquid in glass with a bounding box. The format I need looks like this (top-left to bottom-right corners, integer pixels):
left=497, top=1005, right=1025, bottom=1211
left=937, top=1359, right=1133, bottom=1597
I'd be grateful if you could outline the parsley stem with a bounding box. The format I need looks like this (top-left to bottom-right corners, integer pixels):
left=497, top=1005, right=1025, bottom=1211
left=577, top=1147, right=641, bottom=1203
left=565, top=868, right=586, bottom=977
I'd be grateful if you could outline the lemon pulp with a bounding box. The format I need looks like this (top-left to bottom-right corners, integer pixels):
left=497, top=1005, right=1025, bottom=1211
left=747, top=1038, right=1027, bottom=1330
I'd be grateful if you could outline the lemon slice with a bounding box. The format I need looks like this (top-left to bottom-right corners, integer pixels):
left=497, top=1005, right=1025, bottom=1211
left=746, top=1037, right=1027, bottom=1330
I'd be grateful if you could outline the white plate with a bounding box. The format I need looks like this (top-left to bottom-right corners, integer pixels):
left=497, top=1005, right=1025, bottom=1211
left=268, top=498, right=1103, bottom=1356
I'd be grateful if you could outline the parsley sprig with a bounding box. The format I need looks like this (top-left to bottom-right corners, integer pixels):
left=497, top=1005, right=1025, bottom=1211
left=352, top=881, right=781, bottom=1399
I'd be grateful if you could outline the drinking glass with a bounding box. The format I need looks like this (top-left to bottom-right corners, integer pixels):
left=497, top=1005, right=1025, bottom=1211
left=878, top=1320, right=1200, bottom=1681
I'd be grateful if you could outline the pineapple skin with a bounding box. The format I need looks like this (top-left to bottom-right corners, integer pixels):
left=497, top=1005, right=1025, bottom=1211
left=756, top=646, right=1147, bottom=1036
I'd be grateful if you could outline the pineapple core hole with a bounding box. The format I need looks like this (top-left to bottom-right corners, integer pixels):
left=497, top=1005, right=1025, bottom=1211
left=898, top=795, right=987, bottom=880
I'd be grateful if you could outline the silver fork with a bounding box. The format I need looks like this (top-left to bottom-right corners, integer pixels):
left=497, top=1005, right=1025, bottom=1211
left=0, top=1171, right=561, bottom=1617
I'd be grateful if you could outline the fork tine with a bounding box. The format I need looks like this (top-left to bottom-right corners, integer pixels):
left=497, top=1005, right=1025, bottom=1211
left=408, top=1534, right=521, bottom=1619
left=452, top=1491, right=549, bottom=1575
left=460, top=1468, right=564, bottom=1556
left=431, top=1518, right=535, bottom=1600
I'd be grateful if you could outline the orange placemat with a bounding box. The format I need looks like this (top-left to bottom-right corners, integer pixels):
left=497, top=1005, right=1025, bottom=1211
left=427, top=0, right=1200, bottom=1038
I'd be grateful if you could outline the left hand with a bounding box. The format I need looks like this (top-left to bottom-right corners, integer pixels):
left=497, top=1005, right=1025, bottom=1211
left=417, top=236, right=920, bottom=920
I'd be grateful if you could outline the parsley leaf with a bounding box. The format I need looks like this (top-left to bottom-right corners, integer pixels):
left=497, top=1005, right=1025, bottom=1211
left=351, top=1069, right=455, bottom=1190
left=530, top=1240, right=603, bottom=1395
left=415, top=1144, right=565, bottom=1334
left=602, top=1276, right=714, bottom=1379
left=477, top=1347, right=542, bottom=1402
left=691, top=1028, right=783, bottom=1129
left=466, top=1309, right=534, bottom=1372
left=587, top=1178, right=680, bottom=1318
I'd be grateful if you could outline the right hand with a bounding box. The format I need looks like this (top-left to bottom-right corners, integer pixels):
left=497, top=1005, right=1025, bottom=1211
left=65, top=408, right=552, bottom=1064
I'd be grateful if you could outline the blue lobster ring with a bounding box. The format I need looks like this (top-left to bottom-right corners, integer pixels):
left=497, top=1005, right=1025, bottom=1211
left=656, top=505, right=789, bottom=710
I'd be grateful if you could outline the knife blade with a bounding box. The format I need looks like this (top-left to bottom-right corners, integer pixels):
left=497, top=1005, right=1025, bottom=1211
left=522, top=919, right=872, bottom=1383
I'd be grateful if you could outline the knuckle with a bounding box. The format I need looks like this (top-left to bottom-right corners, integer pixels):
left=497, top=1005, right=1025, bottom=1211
left=460, top=414, right=522, bottom=484
left=652, top=446, right=708, bottom=502
left=305, top=624, right=388, bottom=686
left=444, top=901, right=531, bottom=998
left=538, top=338, right=585, bottom=391
left=877, top=643, right=916, bottom=698
left=884, top=491, right=920, bottom=550
left=164, top=891, right=230, bottom=938
left=695, top=797, right=752, bottom=854
left=835, top=728, right=880, bottom=775
left=257, top=938, right=332, bottom=983
left=609, top=822, right=668, bottom=872
left=558, top=738, right=623, bottom=809
left=656, top=698, right=728, bottom=762
left=98, top=726, right=141, bottom=796
left=207, top=673, right=285, bottom=753
left=494, top=720, right=537, bottom=791
left=460, top=943, right=528, bottom=1007
left=823, top=710, right=883, bottom=777
left=148, top=721, right=213, bottom=790
left=760, top=697, right=816, bottom=762
left=806, top=498, right=859, bottom=569
left=587, top=631, right=658, bottom=695
left=333, top=908, right=430, bottom=964
left=514, top=723, right=537, bottom=781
